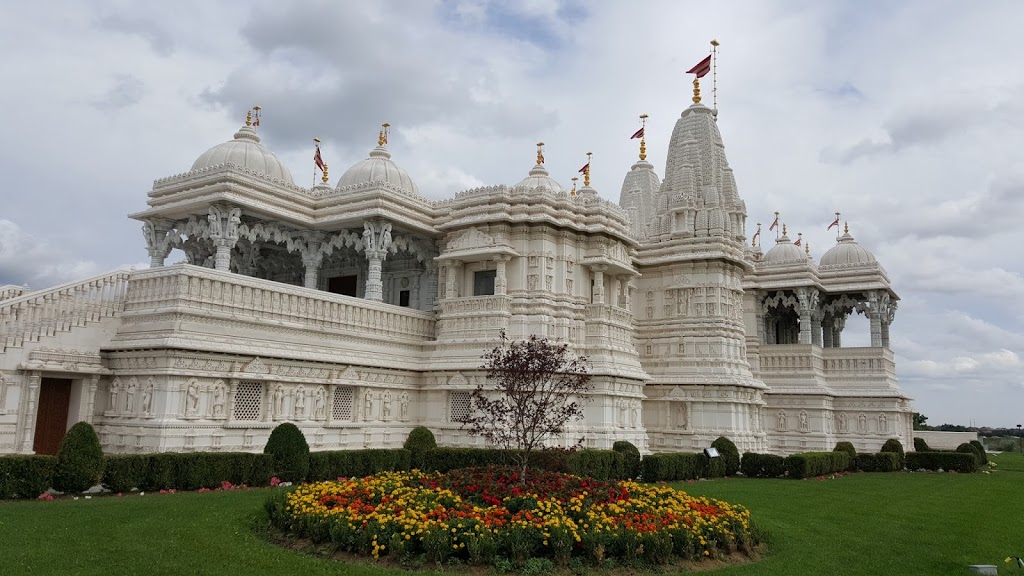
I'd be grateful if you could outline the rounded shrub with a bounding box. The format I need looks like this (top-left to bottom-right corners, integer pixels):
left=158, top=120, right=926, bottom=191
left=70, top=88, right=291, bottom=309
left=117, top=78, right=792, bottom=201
left=711, top=437, right=741, bottom=476
left=612, top=441, right=641, bottom=479
left=969, top=440, right=988, bottom=465
left=833, top=441, right=857, bottom=470
left=264, top=423, right=309, bottom=482
left=404, top=427, right=437, bottom=469
left=53, top=422, right=104, bottom=493
left=913, top=437, right=930, bottom=452
left=956, top=442, right=982, bottom=467
left=880, top=438, right=905, bottom=469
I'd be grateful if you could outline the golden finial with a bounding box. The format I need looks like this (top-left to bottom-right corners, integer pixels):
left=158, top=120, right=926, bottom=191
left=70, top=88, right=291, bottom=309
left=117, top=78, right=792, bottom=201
left=782, top=223, right=788, bottom=236
left=245, top=110, right=253, bottom=126
left=536, top=141, right=545, bottom=165
left=584, top=152, right=592, bottom=187
left=639, top=114, right=648, bottom=161
left=844, top=221, right=849, bottom=234
left=571, top=176, right=578, bottom=196
left=692, top=77, right=701, bottom=104
left=805, top=241, right=810, bottom=255
left=321, top=163, right=329, bottom=184
left=378, top=122, right=390, bottom=146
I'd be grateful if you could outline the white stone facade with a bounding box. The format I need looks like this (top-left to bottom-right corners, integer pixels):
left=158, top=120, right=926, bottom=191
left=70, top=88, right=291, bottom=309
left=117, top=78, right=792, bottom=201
left=0, top=103, right=911, bottom=457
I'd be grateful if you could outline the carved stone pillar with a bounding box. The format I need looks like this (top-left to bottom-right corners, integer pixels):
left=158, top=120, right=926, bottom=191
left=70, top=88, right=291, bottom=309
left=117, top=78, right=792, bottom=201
left=796, top=288, right=818, bottom=345
left=617, top=275, right=630, bottom=307
left=362, top=221, right=393, bottom=302
left=822, top=314, right=834, bottom=348
left=867, top=292, right=883, bottom=348
left=445, top=260, right=462, bottom=299
left=833, top=315, right=847, bottom=348
left=84, top=375, right=99, bottom=424
left=610, top=275, right=621, bottom=307
left=298, top=235, right=325, bottom=290
left=811, top=313, right=823, bottom=347
left=494, top=255, right=510, bottom=295
left=143, top=219, right=174, bottom=268
left=208, top=205, right=242, bottom=272
left=423, top=262, right=439, bottom=308
left=591, top=265, right=606, bottom=304
left=19, top=371, right=41, bottom=453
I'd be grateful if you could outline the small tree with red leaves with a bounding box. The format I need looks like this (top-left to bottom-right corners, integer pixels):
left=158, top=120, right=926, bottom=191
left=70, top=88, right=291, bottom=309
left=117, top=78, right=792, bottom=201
left=460, top=331, right=591, bottom=483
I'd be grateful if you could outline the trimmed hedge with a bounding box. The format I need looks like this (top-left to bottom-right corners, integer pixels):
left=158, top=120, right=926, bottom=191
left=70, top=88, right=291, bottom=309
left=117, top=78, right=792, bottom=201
left=53, top=422, right=105, bottom=493
left=956, top=443, right=985, bottom=467
left=907, top=451, right=978, bottom=473
left=567, top=450, right=625, bottom=481
left=264, top=423, right=310, bottom=482
left=855, top=452, right=901, bottom=472
left=740, top=452, right=785, bottom=478
left=307, top=449, right=412, bottom=480
left=913, top=437, right=930, bottom=452
left=404, top=427, right=437, bottom=470
left=612, top=441, right=642, bottom=479
left=108, top=452, right=273, bottom=492
left=784, top=452, right=850, bottom=479
left=419, top=447, right=575, bottom=474
left=0, top=455, right=56, bottom=499
left=102, top=455, right=150, bottom=493
left=711, top=437, right=740, bottom=477
left=640, top=452, right=706, bottom=482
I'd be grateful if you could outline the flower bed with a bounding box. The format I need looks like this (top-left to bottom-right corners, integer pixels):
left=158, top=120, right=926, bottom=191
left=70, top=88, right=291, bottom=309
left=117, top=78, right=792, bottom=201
left=266, top=466, right=756, bottom=566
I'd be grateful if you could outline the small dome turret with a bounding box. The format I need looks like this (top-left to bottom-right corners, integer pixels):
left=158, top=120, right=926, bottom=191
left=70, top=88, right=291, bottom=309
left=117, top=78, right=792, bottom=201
left=763, top=227, right=807, bottom=264
left=513, top=142, right=565, bottom=192
left=820, top=224, right=877, bottom=267
left=190, top=110, right=293, bottom=184
left=337, top=123, right=418, bottom=195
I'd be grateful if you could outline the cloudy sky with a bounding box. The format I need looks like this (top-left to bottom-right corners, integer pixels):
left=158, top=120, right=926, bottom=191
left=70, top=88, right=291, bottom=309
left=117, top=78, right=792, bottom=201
left=1, top=0, right=1022, bottom=427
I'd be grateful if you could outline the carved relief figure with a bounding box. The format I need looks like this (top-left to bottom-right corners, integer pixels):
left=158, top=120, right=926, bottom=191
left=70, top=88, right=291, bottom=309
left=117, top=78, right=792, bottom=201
left=878, top=413, right=888, bottom=433
left=838, top=412, right=848, bottom=433
left=382, top=391, right=392, bottom=419
left=400, top=392, right=409, bottom=420
left=630, top=401, right=640, bottom=428
left=141, top=382, right=153, bottom=416
left=274, top=386, right=285, bottom=418
left=363, top=390, right=374, bottom=420
left=777, top=410, right=787, bottom=431
left=617, top=400, right=627, bottom=427
left=125, top=379, right=138, bottom=413
left=212, top=384, right=225, bottom=417
left=858, top=413, right=868, bottom=433
left=799, top=410, right=809, bottom=432
left=207, top=208, right=222, bottom=236
left=186, top=381, right=200, bottom=416
left=109, top=378, right=121, bottom=413
left=314, top=387, right=327, bottom=420
left=294, top=387, right=305, bottom=419
left=676, top=402, right=689, bottom=429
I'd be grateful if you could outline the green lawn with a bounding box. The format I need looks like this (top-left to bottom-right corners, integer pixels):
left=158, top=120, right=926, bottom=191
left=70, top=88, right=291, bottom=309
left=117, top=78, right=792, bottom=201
left=0, top=453, right=1021, bottom=576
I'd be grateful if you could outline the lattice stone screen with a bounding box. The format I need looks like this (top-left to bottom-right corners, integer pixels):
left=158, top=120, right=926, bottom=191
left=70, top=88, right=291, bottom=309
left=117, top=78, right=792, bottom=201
left=450, top=390, right=471, bottom=423
left=234, top=381, right=263, bottom=421
left=333, top=385, right=354, bottom=421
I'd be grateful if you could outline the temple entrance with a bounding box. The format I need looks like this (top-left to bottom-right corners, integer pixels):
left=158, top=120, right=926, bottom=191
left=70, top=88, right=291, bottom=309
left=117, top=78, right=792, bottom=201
left=32, top=378, right=73, bottom=455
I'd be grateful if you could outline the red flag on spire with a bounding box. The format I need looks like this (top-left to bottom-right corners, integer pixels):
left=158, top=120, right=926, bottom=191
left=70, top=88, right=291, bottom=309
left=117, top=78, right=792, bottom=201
left=794, top=238, right=801, bottom=247
left=630, top=127, right=644, bottom=139
left=769, top=215, right=779, bottom=232
left=827, top=216, right=840, bottom=230
left=687, top=54, right=712, bottom=78
left=578, top=161, right=590, bottom=174
left=752, top=228, right=761, bottom=243
left=314, top=145, right=325, bottom=171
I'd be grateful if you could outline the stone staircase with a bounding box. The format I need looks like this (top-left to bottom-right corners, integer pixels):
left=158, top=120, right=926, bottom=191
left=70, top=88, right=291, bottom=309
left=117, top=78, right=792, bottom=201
left=0, top=270, right=132, bottom=353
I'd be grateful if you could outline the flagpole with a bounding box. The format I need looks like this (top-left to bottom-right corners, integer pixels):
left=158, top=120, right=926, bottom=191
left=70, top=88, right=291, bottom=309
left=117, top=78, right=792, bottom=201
left=835, top=211, right=841, bottom=241
left=710, top=39, right=720, bottom=111
left=313, top=138, right=321, bottom=188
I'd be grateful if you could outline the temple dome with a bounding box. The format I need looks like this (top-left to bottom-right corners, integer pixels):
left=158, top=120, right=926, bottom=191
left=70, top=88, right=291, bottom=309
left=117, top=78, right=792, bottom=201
left=763, top=232, right=807, bottom=264
left=820, top=229, right=877, bottom=267
left=337, top=146, right=418, bottom=195
left=514, top=163, right=565, bottom=192
left=190, top=124, right=294, bottom=184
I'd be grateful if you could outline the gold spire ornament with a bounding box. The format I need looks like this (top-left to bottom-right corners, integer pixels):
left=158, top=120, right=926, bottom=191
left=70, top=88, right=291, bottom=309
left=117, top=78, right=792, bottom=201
left=639, top=114, right=648, bottom=161
left=536, top=142, right=545, bottom=165
left=584, top=152, right=592, bottom=187
left=844, top=221, right=849, bottom=234
left=571, top=176, right=578, bottom=196
left=782, top=223, right=788, bottom=236
left=245, top=110, right=253, bottom=126
left=321, top=163, right=329, bottom=184
left=378, top=122, right=390, bottom=146
left=805, top=241, right=810, bottom=255
left=692, top=77, right=701, bottom=104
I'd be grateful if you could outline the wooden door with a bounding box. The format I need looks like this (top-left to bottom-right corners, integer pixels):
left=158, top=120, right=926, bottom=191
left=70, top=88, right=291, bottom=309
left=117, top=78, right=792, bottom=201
left=33, top=378, right=73, bottom=455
